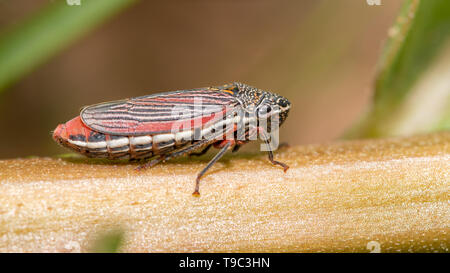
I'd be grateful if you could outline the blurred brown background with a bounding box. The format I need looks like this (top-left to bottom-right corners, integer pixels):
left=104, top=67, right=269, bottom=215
left=0, top=0, right=403, bottom=158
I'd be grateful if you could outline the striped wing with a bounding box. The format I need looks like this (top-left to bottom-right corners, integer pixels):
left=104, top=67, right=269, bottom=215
left=80, top=87, right=240, bottom=136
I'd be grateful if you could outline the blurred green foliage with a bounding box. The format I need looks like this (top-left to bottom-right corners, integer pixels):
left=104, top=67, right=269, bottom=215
left=0, top=0, right=137, bottom=92
left=346, top=0, right=450, bottom=138
left=91, top=229, right=124, bottom=253
left=0, top=0, right=448, bottom=140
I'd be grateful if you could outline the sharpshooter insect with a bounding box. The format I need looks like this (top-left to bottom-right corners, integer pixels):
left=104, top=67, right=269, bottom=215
left=53, top=82, right=291, bottom=195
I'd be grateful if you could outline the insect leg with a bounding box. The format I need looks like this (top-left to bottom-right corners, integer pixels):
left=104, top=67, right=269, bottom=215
left=136, top=155, right=165, bottom=171
left=136, top=137, right=218, bottom=171
left=188, top=144, right=212, bottom=157
left=193, top=141, right=231, bottom=196
left=231, top=140, right=247, bottom=153
left=259, top=129, right=289, bottom=172
left=232, top=144, right=241, bottom=153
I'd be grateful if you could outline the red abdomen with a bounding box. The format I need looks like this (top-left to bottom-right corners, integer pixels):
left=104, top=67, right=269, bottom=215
left=53, top=116, right=178, bottom=160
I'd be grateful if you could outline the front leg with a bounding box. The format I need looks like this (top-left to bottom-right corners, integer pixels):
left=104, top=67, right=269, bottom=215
left=259, top=129, right=289, bottom=172
left=266, top=148, right=289, bottom=172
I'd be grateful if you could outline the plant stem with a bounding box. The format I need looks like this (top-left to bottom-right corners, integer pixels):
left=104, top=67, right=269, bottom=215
left=0, top=132, right=448, bottom=252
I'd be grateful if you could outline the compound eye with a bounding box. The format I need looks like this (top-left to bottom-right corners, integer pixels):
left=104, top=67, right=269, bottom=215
left=278, top=99, right=288, bottom=108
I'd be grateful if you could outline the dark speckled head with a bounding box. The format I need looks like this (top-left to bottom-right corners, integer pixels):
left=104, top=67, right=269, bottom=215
left=233, top=82, right=291, bottom=127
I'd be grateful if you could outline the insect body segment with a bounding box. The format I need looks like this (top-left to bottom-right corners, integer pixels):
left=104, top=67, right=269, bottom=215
left=53, top=82, right=291, bottom=195
left=54, top=116, right=167, bottom=160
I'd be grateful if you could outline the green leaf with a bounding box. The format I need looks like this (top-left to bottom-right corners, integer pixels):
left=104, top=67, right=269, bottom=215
left=345, top=0, right=450, bottom=138
left=0, top=0, right=137, bottom=92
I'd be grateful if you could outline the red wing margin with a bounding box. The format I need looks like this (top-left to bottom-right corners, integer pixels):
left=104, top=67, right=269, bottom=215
left=80, top=88, right=239, bottom=136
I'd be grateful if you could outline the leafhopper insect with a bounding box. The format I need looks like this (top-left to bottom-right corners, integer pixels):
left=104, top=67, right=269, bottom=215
left=53, top=82, right=291, bottom=195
